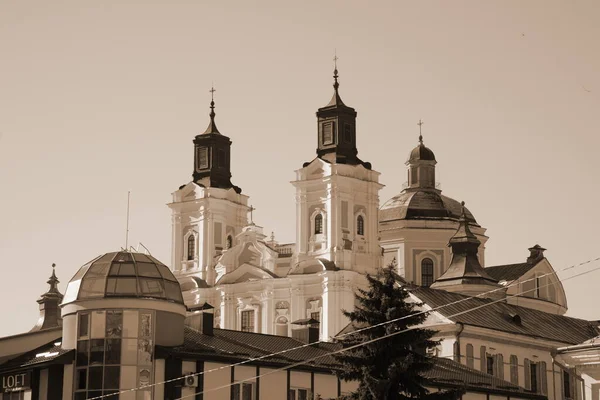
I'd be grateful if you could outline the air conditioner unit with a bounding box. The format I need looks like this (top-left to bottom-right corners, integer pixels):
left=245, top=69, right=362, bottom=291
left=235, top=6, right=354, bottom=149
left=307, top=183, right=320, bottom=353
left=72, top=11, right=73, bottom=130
left=183, top=373, right=198, bottom=388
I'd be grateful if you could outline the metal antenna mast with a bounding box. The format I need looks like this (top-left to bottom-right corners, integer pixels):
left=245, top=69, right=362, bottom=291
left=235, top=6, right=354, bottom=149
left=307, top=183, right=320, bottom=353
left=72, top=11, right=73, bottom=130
left=125, top=191, right=131, bottom=251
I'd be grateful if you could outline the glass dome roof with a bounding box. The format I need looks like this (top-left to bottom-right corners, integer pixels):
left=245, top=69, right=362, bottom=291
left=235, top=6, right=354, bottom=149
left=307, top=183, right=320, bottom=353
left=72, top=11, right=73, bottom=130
left=62, top=251, right=184, bottom=305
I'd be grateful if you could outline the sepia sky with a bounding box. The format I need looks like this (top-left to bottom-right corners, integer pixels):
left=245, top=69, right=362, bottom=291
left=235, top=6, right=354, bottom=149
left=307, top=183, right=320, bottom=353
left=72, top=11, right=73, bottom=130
left=0, top=1, right=599, bottom=337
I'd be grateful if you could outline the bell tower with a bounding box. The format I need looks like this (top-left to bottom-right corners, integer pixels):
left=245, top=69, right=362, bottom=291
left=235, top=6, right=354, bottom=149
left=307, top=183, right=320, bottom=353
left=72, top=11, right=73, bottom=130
left=169, top=87, right=249, bottom=284
left=292, top=63, right=383, bottom=274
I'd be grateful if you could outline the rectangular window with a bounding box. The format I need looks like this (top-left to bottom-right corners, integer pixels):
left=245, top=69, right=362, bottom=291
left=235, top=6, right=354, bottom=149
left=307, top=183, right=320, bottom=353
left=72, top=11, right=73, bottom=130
left=530, top=363, right=538, bottom=392
left=78, top=313, right=90, bottom=338
left=486, top=355, right=494, bottom=375
left=564, top=370, right=571, bottom=398
left=289, top=388, right=309, bottom=400
left=241, top=310, right=255, bottom=333
left=344, top=124, right=352, bottom=143
left=196, top=147, right=209, bottom=170
left=322, top=122, right=333, bottom=145
left=218, top=149, right=226, bottom=168
left=310, top=311, right=320, bottom=323
left=91, top=311, right=106, bottom=339
left=232, top=383, right=254, bottom=400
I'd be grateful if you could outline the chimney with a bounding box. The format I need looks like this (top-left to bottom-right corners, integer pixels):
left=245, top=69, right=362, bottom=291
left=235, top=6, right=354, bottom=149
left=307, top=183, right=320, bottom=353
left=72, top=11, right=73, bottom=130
left=31, top=264, right=64, bottom=332
left=527, top=245, right=546, bottom=264
left=291, top=318, right=320, bottom=345
left=185, top=303, right=214, bottom=336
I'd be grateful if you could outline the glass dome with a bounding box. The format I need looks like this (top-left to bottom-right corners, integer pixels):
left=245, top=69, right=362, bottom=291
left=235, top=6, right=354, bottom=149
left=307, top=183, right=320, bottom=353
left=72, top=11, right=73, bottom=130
left=62, top=251, right=184, bottom=305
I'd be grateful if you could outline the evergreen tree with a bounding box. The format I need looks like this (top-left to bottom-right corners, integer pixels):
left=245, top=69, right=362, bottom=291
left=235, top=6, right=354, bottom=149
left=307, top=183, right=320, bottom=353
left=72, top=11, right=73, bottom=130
left=334, top=265, right=462, bottom=400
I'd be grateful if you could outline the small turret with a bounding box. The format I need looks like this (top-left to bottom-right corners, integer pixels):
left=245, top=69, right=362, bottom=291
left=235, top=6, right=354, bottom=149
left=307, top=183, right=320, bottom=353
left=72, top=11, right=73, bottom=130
left=30, top=264, right=63, bottom=332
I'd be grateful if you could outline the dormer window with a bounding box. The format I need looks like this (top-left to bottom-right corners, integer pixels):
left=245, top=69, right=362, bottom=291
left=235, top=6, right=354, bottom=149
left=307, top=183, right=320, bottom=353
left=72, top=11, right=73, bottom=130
left=356, top=215, right=364, bottom=236
left=314, top=214, right=323, bottom=234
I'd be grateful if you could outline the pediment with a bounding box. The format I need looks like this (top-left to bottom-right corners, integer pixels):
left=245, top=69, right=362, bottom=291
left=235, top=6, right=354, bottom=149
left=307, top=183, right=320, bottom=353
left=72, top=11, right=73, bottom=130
left=216, top=263, right=277, bottom=285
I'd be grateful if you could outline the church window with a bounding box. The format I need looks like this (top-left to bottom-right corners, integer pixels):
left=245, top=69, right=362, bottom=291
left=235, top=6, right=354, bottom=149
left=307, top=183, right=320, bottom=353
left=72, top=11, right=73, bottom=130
left=356, top=215, right=365, bottom=236
left=421, top=258, right=434, bottom=287
left=241, top=310, right=255, bottom=332
left=322, top=122, right=333, bottom=145
left=196, top=147, right=209, bottom=170
left=187, top=235, right=195, bottom=261
left=310, top=311, right=320, bottom=323
left=314, top=214, right=323, bottom=234
left=226, top=235, right=233, bottom=250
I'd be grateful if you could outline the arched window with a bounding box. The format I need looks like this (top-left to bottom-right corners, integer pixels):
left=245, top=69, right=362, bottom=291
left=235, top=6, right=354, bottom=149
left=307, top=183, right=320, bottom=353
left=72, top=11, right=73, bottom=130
left=421, top=258, right=434, bottom=287
left=226, top=235, right=233, bottom=250
left=187, top=235, right=195, bottom=261
left=356, top=215, right=365, bottom=236
left=314, top=214, right=323, bottom=234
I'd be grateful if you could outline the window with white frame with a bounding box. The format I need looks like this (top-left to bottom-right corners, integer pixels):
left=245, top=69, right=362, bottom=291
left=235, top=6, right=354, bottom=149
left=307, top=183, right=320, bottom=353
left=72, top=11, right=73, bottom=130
left=356, top=215, right=364, bottom=236
left=240, top=310, right=255, bottom=333
left=288, top=388, right=310, bottom=400
left=314, top=213, right=323, bottom=235
left=232, top=382, right=254, bottom=400
left=187, top=235, right=195, bottom=261
left=421, top=258, right=434, bottom=287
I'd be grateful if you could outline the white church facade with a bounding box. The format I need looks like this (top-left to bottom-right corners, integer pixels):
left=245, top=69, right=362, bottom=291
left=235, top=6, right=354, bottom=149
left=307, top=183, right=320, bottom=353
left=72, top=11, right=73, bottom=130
left=166, top=66, right=599, bottom=399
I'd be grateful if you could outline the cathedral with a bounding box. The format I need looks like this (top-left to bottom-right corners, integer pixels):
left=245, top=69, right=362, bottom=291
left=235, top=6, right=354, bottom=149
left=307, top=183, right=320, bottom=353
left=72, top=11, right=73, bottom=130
left=2, top=65, right=600, bottom=400
left=170, top=65, right=567, bottom=338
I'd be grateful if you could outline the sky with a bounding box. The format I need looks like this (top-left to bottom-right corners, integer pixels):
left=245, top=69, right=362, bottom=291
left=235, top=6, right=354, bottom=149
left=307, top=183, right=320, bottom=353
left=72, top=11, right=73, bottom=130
left=0, top=0, right=598, bottom=338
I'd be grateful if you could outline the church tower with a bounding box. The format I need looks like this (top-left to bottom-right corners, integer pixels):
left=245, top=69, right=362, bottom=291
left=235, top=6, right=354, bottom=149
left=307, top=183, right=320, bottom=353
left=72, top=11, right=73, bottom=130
left=169, top=88, right=250, bottom=285
left=291, top=64, right=383, bottom=274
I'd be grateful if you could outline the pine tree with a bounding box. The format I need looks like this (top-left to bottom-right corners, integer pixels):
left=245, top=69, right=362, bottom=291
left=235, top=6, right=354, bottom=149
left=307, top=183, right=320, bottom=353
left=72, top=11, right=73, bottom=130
left=334, top=265, right=462, bottom=400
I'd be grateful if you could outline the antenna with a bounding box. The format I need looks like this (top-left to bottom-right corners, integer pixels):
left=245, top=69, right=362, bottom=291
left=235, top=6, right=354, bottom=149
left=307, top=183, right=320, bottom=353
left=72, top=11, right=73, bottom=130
left=125, top=191, right=131, bottom=251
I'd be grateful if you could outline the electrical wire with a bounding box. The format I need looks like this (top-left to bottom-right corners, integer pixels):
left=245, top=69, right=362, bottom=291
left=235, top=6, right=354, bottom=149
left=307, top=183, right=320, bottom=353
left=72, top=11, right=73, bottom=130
left=177, top=260, right=600, bottom=399
left=85, top=255, right=600, bottom=400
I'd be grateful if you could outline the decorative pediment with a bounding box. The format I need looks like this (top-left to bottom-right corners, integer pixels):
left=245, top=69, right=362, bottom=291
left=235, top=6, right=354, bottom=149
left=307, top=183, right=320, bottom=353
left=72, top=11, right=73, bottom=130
left=216, top=263, right=277, bottom=285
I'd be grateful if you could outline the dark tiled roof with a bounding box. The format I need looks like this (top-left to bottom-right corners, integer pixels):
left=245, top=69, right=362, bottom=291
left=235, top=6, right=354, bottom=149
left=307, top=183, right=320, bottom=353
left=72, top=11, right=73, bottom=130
left=0, top=340, right=72, bottom=371
left=425, top=358, right=545, bottom=399
left=166, top=327, right=338, bottom=370
left=484, top=262, right=536, bottom=282
left=411, top=287, right=599, bottom=345
left=380, top=191, right=479, bottom=224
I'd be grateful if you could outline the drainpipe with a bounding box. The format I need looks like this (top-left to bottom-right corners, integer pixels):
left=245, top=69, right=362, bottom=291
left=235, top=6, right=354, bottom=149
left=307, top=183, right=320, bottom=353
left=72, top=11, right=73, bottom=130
left=455, top=323, right=465, bottom=363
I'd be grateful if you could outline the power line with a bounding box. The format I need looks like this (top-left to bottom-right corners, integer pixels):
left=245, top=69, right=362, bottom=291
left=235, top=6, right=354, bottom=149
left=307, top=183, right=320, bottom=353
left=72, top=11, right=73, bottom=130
left=179, top=261, right=600, bottom=399
left=85, top=255, right=600, bottom=400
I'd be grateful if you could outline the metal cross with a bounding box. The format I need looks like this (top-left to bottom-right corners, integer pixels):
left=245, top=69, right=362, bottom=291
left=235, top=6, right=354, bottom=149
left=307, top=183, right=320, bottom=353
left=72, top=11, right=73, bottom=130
left=248, top=205, right=256, bottom=223
left=417, top=119, right=424, bottom=143
left=209, top=85, right=216, bottom=101
left=333, top=50, right=338, bottom=69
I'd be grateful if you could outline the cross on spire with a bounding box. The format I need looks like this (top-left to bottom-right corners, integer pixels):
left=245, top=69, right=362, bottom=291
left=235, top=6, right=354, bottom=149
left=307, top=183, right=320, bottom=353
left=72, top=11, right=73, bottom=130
left=417, top=119, right=424, bottom=144
left=333, top=51, right=339, bottom=92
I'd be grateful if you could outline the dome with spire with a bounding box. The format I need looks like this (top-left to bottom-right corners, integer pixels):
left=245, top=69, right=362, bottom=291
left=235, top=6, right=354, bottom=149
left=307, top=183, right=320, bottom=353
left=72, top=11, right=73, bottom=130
left=62, top=251, right=184, bottom=305
left=408, top=143, right=436, bottom=162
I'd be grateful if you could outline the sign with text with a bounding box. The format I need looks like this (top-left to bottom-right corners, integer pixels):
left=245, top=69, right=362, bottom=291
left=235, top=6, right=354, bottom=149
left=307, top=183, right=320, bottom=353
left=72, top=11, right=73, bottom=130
left=0, top=371, right=31, bottom=393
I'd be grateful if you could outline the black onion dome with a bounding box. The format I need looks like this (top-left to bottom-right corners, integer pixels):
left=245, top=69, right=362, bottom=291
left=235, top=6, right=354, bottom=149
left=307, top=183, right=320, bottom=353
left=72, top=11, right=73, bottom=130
left=380, top=191, right=478, bottom=224
left=409, top=143, right=436, bottom=162
left=63, top=252, right=184, bottom=305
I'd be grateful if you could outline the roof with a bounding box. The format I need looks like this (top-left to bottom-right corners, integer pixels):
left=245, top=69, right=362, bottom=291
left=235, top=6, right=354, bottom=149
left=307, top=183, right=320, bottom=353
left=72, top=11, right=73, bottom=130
left=162, top=326, right=339, bottom=371
left=409, top=143, right=436, bottom=162
left=484, top=262, right=536, bottom=282
left=380, top=191, right=478, bottom=224
left=0, top=340, right=73, bottom=372
left=425, top=358, right=545, bottom=399
left=63, top=251, right=184, bottom=305
left=411, top=286, right=599, bottom=344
